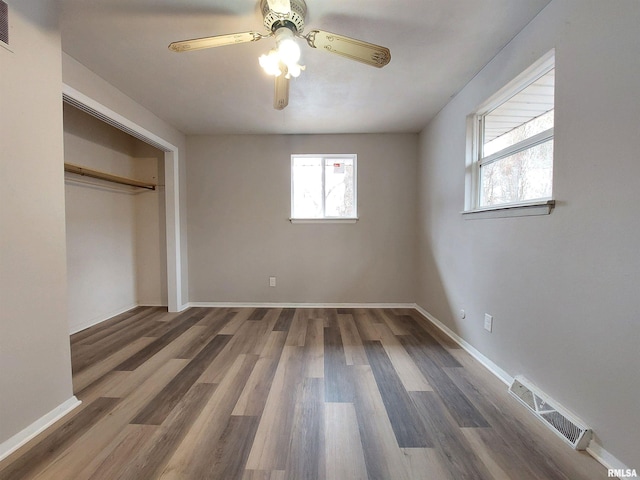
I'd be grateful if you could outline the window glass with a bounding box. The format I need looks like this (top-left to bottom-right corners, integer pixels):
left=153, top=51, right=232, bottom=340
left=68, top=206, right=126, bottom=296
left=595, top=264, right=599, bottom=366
left=291, top=154, right=357, bottom=219
left=292, top=157, right=322, bottom=218
left=480, top=140, right=553, bottom=206
left=484, top=109, right=554, bottom=157
left=482, top=68, right=554, bottom=156
left=324, top=158, right=355, bottom=217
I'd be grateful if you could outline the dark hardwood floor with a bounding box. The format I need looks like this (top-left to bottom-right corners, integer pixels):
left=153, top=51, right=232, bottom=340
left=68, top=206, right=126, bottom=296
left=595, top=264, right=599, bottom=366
left=0, top=307, right=605, bottom=479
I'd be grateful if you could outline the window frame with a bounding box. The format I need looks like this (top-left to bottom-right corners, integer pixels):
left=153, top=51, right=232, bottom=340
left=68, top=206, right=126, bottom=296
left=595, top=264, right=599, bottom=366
left=290, top=153, right=358, bottom=223
left=464, top=50, right=556, bottom=218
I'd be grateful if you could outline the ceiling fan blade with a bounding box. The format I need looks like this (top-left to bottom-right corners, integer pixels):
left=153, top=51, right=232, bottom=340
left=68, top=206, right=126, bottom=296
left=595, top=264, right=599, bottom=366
left=274, top=72, right=290, bottom=110
left=266, top=0, right=291, bottom=15
left=169, top=31, right=263, bottom=52
left=305, top=30, right=391, bottom=68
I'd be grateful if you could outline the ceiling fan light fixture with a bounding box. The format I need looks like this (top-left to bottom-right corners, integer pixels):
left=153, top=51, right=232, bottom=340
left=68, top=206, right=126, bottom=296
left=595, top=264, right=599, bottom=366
left=274, top=27, right=300, bottom=64
left=260, top=26, right=304, bottom=78
left=259, top=49, right=283, bottom=76
left=275, top=27, right=304, bottom=78
left=286, top=62, right=304, bottom=78
left=170, top=0, right=390, bottom=110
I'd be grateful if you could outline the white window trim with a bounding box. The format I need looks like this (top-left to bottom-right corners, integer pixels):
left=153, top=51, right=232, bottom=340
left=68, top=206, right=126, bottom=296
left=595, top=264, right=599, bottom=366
left=462, top=199, right=555, bottom=220
left=464, top=49, right=555, bottom=217
left=289, top=218, right=358, bottom=224
left=290, top=153, right=358, bottom=222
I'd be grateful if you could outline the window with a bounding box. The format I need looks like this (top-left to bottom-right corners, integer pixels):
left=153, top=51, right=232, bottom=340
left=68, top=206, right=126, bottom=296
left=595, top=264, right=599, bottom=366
left=291, top=154, right=357, bottom=221
left=466, top=51, right=555, bottom=215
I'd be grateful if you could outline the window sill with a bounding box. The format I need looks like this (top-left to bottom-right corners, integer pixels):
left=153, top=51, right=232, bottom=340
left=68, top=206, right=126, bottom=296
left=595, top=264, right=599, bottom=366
left=289, top=218, right=359, bottom=224
left=462, top=200, right=555, bottom=219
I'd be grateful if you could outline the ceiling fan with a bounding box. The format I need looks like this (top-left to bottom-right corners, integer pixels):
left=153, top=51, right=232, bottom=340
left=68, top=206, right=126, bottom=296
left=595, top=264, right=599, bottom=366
left=168, top=0, right=391, bottom=110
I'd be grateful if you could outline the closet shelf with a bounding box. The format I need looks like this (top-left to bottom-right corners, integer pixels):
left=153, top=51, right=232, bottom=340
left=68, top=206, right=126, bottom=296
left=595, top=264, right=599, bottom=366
left=64, top=163, right=156, bottom=190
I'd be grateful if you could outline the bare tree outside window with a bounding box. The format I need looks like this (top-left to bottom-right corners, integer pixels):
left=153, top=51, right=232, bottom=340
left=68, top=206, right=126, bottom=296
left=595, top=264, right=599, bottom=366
left=480, top=111, right=554, bottom=206
left=325, top=159, right=355, bottom=217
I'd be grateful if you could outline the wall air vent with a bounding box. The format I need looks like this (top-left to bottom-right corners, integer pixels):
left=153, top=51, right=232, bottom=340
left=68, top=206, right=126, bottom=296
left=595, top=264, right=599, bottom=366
left=0, top=1, right=8, bottom=46
left=509, top=376, right=592, bottom=450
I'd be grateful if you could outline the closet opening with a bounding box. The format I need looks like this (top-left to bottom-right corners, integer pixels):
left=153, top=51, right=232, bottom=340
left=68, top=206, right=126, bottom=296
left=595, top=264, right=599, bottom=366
left=62, top=86, right=183, bottom=335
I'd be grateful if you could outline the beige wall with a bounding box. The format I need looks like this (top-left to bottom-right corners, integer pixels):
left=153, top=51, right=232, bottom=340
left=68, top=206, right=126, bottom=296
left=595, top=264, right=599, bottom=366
left=187, top=134, right=418, bottom=304
left=416, top=0, right=640, bottom=466
left=134, top=143, right=169, bottom=307
left=63, top=105, right=166, bottom=333
left=0, top=0, right=74, bottom=449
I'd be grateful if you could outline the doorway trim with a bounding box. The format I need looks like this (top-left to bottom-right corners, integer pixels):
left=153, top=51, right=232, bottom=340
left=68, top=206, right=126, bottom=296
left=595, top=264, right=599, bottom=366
left=62, top=84, right=185, bottom=312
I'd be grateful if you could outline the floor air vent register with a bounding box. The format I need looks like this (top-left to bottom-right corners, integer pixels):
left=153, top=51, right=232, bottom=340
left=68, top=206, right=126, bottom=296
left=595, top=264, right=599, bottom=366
left=509, top=376, right=592, bottom=450
left=0, top=1, right=8, bottom=46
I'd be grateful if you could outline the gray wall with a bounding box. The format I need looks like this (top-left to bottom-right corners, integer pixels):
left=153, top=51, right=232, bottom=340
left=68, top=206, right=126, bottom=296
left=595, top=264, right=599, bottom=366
left=187, top=134, right=418, bottom=304
left=416, top=0, right=640, bottom=466
left=0, top=0, right=74, bottom=449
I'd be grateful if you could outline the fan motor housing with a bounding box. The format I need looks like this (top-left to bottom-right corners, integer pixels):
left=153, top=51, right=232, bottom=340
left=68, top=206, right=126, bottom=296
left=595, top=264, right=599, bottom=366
left=261, top=0, right=307, bottom=33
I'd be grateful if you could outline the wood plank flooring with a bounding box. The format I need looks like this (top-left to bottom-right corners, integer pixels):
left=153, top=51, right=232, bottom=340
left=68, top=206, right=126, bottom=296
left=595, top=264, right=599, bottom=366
left=0, top=307, right=605, bottom=480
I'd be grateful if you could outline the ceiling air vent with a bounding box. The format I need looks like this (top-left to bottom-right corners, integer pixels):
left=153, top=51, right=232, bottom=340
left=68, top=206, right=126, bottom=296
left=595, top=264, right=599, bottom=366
left=0, top=1, right=8, bottom=45
left=509, top=376, right=592, bottom=450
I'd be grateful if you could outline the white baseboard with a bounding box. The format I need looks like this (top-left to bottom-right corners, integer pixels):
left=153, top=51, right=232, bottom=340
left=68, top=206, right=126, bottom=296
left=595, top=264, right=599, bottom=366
left=587, top=441, right=632, bottom=474
left=413, top=304, right=630, bottom=474
left=187, top=302, right=415, bottom=309
left=69, top=303, right=139, bottom=335
left=413, top=304, right=513, bottom=385
left=0, top=396, right=81, bottom=462
left=176, top=302, right=191, bottom=312
left=69, top=303, right=171, bottom=334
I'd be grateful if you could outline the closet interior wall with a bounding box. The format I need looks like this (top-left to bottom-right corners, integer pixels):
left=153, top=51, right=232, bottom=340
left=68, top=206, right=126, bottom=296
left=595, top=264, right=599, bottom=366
left=63, top=103, right=167, bottom=334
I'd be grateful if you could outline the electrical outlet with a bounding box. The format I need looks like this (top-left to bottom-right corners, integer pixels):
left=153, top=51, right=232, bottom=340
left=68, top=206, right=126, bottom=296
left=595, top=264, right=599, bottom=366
left=484, top=313, right=493, bottom=332
left=269, top=276, right=276, bottom=287
left=459, top=309, right=466, bottom=319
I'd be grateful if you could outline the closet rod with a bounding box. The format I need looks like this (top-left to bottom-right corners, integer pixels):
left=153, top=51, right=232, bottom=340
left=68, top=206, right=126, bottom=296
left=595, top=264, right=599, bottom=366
left=64, top=163, right=156, bottom=190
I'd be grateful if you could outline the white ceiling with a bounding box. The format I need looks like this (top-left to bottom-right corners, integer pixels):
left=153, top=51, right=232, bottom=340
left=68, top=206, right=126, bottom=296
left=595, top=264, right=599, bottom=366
left=59, top=0, right=551, bottom=135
